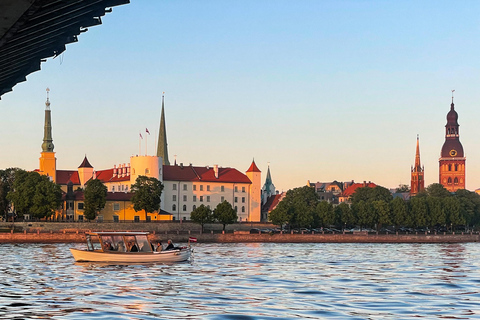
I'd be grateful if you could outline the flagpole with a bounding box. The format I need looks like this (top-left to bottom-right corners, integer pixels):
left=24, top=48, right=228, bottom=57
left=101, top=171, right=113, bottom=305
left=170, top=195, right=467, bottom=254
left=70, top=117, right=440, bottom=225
left=146, top=132, right=148, bottom=156
left=139, top=132, right=142, bottom=156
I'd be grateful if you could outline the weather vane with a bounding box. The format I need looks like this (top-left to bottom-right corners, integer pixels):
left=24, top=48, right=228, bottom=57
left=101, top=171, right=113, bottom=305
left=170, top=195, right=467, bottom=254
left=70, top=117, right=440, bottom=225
left=451, top=89, right=455, bottom=103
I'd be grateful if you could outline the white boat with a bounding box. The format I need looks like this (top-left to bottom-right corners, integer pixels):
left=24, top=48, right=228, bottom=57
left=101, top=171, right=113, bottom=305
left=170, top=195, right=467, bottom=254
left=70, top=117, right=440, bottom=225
left=70, top=231, right=191, bottom=263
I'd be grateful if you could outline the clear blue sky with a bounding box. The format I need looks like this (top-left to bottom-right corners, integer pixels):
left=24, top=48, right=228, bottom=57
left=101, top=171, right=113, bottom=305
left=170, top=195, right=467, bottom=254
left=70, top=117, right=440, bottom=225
left=1, top=1, right=479, bottom=192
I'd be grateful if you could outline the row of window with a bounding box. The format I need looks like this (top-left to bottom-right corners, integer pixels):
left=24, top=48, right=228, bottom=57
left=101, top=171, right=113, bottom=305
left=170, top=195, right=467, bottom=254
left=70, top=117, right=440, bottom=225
left=447, top=164, right=461, bottom=172
left=172, top=184, right=246, bottom=192
left=172, top=204, right=246, bottom=213
left=172, top=195, right=245, bottom=203
left=111, top=185, right=129, bottom=192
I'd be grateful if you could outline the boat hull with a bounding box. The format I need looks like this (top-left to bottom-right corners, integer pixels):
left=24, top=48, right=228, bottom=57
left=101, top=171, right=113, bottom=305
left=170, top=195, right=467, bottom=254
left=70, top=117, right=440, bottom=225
left=70, top=248, right=191, bottom=263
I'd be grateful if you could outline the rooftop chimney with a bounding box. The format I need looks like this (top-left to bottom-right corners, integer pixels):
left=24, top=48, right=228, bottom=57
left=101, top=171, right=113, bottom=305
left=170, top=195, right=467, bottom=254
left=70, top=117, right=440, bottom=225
left=214, top=164, right=219, bottom=179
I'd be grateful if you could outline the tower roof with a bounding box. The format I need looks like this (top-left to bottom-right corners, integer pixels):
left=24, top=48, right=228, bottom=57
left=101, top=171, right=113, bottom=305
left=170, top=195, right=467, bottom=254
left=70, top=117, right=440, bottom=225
left=446, top=102, right=459, bottom=125
left=246, top=160, right=261, bottom=173
left=157, top=93, right=170, bottom=165
left=78, top=156, right=93, bottom=168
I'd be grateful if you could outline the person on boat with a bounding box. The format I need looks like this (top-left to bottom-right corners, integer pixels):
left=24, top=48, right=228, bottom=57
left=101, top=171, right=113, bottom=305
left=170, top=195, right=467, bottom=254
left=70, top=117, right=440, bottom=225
left=165, top=239, right=175, bottom=250
left=156, top=241, right=163, bottom=252
left=103, top=242, right=114, bottom=251
left=129, top=241, right=139, bottom=252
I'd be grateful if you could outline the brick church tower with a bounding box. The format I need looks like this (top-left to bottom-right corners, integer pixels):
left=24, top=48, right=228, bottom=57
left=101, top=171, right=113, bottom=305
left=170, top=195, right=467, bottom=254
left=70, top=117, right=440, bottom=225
left=439, top=94, right=466, bottom=192
left=410, top=135, right=424, bottom=195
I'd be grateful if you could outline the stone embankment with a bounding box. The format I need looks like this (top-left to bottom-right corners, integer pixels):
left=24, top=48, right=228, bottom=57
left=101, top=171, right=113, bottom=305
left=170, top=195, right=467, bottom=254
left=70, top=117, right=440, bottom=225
left=0, top=222, right=478, bottom=243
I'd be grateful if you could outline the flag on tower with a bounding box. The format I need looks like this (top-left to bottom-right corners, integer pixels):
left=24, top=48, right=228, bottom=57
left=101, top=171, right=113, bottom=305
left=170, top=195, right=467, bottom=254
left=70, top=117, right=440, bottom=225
left=146, top=128, right=150, bottom=135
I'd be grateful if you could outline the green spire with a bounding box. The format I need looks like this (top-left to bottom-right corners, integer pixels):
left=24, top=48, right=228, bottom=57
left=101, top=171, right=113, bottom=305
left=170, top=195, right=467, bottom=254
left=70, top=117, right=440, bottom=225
left=156, top=93, right=170, bottom=165
left=41, top=88, right=54, bottom=152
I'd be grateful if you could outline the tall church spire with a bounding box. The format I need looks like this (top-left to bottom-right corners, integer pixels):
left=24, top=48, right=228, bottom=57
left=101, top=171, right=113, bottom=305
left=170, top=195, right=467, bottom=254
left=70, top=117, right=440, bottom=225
left=156, top=93, right=170, bottom=165
left=410, top=135, right=424, bottom=195
left=414, top=134, right=421, bottom=170
left=41, top=88, right=54, bottom=152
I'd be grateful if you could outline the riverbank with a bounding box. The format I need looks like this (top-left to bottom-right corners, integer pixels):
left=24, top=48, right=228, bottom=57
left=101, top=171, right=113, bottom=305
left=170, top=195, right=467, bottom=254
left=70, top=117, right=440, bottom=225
left=0, top=229, right=478, bottom=244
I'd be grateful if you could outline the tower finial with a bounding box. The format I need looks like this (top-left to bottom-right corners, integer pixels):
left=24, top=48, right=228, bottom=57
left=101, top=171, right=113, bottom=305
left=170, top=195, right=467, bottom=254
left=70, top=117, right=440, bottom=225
left=45, top=87, right=51, bottom=110
left=451, top=89, right=455, bottom=104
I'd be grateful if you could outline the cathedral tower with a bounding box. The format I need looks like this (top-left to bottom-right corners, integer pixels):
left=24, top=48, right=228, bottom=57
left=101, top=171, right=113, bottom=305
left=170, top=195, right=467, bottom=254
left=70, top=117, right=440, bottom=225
left=39, top=88, right=56, bottom=182
left=410, top=135, right=424, bottom=195
left=156, top=93, right=170, bottom=165
left=439, top=93, right=466, bottom=192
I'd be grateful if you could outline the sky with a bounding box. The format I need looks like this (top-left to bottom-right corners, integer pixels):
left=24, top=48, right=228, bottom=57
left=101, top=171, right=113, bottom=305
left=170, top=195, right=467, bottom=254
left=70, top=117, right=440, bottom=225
left=1, top=0, right=479, bottom=192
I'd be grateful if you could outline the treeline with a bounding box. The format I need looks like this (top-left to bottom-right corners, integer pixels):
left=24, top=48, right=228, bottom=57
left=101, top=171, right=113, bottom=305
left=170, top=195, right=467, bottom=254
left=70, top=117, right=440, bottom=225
left=269, top=184, right=480, bottom=231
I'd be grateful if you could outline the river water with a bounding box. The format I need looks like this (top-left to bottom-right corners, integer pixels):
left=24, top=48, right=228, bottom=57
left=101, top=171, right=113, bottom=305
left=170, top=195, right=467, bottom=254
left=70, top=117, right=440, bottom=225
left=0, top=242, right=479, bottom=319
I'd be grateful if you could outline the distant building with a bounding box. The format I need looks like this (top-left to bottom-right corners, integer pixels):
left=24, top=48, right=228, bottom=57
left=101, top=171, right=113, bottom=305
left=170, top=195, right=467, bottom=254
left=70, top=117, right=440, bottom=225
left=439, top=96, right=466, bottom=191
left=337, top=181, right=377, bottom=204
left=410, top=135, right=425, bottom=195
left=308, top=180, right=352, bottom=204
left=261, top=192, right=285, bottom=221
left=261, top=164, right=276, bottom=205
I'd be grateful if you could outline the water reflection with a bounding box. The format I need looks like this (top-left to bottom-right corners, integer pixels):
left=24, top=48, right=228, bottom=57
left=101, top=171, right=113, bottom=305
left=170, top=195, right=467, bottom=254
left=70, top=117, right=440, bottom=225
left=0, top=243, right=480, bottom=319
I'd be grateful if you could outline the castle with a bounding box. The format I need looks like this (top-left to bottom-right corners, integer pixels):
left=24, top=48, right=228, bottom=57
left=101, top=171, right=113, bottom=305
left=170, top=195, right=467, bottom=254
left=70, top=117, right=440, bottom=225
left=37, top=91, right=262, bottom=222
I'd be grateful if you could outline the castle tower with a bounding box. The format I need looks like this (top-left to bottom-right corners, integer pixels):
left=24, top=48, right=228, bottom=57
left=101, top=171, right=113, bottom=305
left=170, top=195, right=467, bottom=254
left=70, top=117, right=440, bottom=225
left=410, top=135, right=424, bottom=195
left=261, top=163, right=276, bottom=204
left=246, top=159, right=261, bottom=222
left=439, top=93, right=466, bottom=192
left=156, top=93, right=170, bottom=165
left=39, top=88, right=56, bottom=182
left=77, top=156, right=94, bottom=187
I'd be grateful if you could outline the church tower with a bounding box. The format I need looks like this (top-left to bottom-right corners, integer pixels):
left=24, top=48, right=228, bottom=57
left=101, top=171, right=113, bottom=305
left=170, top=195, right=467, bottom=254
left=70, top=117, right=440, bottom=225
left=439, top=93, right=466, bottom=192
left=156, top=93, right=170, bottom=165
left=261, top=164, right=276, bottom=204
left=39, top=88, right=56, bottom=182
left=410, top=135, right=424, bottom=195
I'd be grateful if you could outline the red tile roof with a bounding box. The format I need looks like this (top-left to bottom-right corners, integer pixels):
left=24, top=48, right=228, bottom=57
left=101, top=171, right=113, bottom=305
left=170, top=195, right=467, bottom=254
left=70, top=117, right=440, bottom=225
left=56, top=170, right=80, bottom=185
left=262, top=193, right=284, bottom=212
left=341, top=182, right=377, bottom=197
left=95, top=168, right=130, bottom=183
left=246, top=160, right=261, bottom=173
left=163, top=165, right=252, bottom=183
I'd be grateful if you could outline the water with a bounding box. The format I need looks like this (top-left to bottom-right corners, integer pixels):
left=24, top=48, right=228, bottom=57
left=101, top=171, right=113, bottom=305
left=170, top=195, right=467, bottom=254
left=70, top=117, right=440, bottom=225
left=1, top=242, right=479, bottom=319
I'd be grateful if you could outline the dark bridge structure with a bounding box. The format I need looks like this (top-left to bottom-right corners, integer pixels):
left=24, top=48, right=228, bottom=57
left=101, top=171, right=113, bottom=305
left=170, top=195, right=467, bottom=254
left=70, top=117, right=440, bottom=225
left=0, top=0, right=130, bottom=99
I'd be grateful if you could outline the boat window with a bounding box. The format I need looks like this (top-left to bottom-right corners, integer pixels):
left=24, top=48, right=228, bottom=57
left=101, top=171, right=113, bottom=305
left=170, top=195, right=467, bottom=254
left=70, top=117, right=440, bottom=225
left=101, top=235, right=115, bottom=252
left=135, top=235, right=152, bottom=252
left=124, top=236, right=138, bottom=252
left=112, top=235, right=126, bottom=252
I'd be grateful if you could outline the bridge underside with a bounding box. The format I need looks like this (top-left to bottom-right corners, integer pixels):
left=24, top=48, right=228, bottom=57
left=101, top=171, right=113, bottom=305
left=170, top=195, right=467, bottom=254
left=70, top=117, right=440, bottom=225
left=0, top=0, right=130, bottom=99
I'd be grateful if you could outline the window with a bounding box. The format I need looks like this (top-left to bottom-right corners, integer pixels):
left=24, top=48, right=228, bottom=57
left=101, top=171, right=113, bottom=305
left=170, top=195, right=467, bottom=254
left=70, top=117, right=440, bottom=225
left=455, top=164, right=458, bottom=171
left=134, top=216, right=140, bottom=222
left=242, top=187, right=245, bottom=192
left=183, top=217, right=186, bottom=221
left=234, top=206, right=238, bottom=212
left=454, top=177, right=459, bottom=184
left=200, top=185, right=204, bottom=191
left=112, top=186, right=115, bottom=192
left=200, top=196, right=204, bottom=202
left=173, top=184, right=177, bottom=190
left=207, top=196, right=210, bottom=202
left=172, top=195, right=177, bottom=201
left=113, top=215, right=119, bottom=223
left=172, top=204, right=177, bottom=211
left=125, top=186, right=128, bottom=191
left=193, top=195, right=197, bottom=202
left=78, top=215, right=84, bottom=222
left=121, top=185, right=124, bottom=191
left=207, top=185, right=210, bottom=191
left=235, top=186, right=238, bottom=192
left=235, top=197, right=238, bottom=203
left=113, top=203, right=120, bottom=211
left=183, top=184, right=187, bottom=191
left=193, top=205, right=197, bottom=211
left=183, top=205, right=187, bottom=211
left=242, top=206, right=245, bottom=213
left=145, top=168, right=150, bottom=174
left=221, top=196, right=224, bottom=202
left=448, top=164, right=452, bottom=171
left=78, top=203, right=84, bottom=210
left=221, top=186, right=225, bottom=192
left=146, top=216, right=151, bottom=222
left=193, top=185, right=197, bottom=191
left=242, top=197, right=245, bottom=203
left=183, top=195, right=187, bottom=202
left=448, top=177, right=452, bottom=184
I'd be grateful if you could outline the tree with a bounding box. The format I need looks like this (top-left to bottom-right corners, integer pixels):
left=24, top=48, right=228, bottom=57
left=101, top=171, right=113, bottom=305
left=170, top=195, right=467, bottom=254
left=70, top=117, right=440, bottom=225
left=390, top=197, right=408, bottom=229
left=316, top=201, right=335, bottom=227
left=395, top=184, right=410, bottom=193
left=190, top=204, right=213, bottom=232
left=409, top=196, right=428, bottom=228
left=444, top=197, right=463, bottom=230
left=131, top=176, right=164, bottom=220
left=0, top=168, right=18, bottom=221
left=351, top=186, right=393, bottom=204
left=213, top=200, right=238, bottom=231
left=352, top=200, right=374, bottom=229
left=269, top=186, right=318, bottom=229
left=373, top=200, right=391, bottom=230
left=425, top=183, right=450, bottom=198
left=7, top=170, right=61, bottom=220
left=83, top=179, right=107, bottom=221
left=336, top=202, right=355, bottom=228
left=427, top=197, right=445, bottom=227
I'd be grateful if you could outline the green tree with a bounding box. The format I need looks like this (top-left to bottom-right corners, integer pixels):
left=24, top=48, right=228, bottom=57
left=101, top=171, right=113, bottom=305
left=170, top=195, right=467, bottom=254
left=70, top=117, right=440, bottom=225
left=7, top=170, right=61, bottom=220
left=390, top=197, right=408, bottom=229
left=83, top=179, right=107, bottom=221
left=316, top=201, right=335, bottom=227
left=0, top=168, right=18, bottom=220
left=353, top=200, right=374, bottom=229
left=427, top=197, right=445, bottom=227
left=269, top=186, right=318, bottom=229
left=213, top=200, right=238, bottom=231
left=190, top=204, right=213, bottom=232
left=409, top=197, right=428, bottom=228
left=131, top=176, right=164, bottom=220
left=444, top=196, right=463, bottom=230
left=336, top=202, right=355, bottom=228
left=351, top=186, right=393, bottom=204
left=395, top=184, right=410, bottom=193
left=455, top=189, right=480, bottom=227
left=425, top=183, right=450, bottom=198
left=373, top=200, right=391, bottom=230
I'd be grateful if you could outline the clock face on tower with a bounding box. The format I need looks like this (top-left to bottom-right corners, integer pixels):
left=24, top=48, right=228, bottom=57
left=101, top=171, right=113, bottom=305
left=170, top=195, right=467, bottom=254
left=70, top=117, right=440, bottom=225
left=449, top=149, right=457, bottom=157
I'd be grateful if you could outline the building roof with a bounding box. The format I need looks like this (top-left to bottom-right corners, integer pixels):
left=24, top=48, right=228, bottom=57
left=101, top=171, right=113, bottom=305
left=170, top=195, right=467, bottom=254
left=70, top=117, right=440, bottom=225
left=262, top=193, right=284, bottom=213
left=95, top=168, right=130, bottom=183
left=340, top=182, right=377, bottom=198
left=246, top=160, right=261, bottom=173
left=56, top=170, right=80, bottom=185
left=78, top=156, right=93, bottom=168
left=163, top=165, right=252, bottom=184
